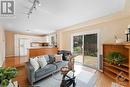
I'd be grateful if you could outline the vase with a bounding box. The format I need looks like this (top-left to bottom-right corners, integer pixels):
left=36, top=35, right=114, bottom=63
left=7, top=80, right=14, bottom=87
left=115, top=39, right=123, bottom=43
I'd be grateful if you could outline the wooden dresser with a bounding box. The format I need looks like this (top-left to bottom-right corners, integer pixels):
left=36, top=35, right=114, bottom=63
left=103, top=43, right=130, bottom=87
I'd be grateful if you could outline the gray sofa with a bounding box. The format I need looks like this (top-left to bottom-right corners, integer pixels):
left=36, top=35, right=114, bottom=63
left=25, top=55, right=67, bottom=85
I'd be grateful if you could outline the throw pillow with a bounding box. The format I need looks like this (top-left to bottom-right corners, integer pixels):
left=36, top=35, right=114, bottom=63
left=37, top=56, right=47, bottom=68
left=54, top=54, right=62, bottom=62
left=30, top=57, right=40, bottom=71
left=48, top=55, right=55, bottom=63
left=44, top=55, right=50, bottom=64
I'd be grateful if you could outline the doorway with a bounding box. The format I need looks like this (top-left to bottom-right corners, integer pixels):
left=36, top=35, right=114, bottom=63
left=73, top=35, right=83, bottom=64
left=72, top=32, right=99, bottom=69
left=83, top=34, right=98, bottom=69
left=19, top=38, right=30, bottom=56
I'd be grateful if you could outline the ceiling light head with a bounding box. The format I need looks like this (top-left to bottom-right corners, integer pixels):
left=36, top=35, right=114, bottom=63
left=36, top=0, right=40, bottom=4
left=38, top=3, right=41, bottom=7
left=26, top=29, right=31, bottom=32
left=27, top=0, right=41, bottom=18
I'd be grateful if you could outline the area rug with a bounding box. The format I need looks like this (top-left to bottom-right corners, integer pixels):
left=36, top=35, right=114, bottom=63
left=34, top=64, right=96, bottom=87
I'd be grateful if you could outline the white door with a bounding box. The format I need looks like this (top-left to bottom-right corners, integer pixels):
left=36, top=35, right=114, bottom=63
left=19, top=38, right=30, bottom=56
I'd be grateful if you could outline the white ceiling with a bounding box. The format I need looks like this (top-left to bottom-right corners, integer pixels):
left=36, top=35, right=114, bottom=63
left=0, top=0, right=125, bottom=35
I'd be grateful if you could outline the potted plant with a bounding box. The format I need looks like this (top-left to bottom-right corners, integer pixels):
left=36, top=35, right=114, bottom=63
left=107, top=52, right=127, bottom=65
left=0, top=67, right=18, bottom=87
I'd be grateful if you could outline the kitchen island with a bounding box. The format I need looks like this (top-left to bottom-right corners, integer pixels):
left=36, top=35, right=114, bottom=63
left=28, top=47, right=58, bottom=58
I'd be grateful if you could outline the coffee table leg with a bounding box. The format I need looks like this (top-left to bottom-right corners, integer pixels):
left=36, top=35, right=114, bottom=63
left=60, top=74, right=76, bottom=87
left=60, top=75, right=66, bottom=87
left=73, top=79, right=76, bottom=87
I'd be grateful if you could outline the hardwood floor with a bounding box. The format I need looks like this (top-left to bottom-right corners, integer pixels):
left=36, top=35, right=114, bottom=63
left=96, top=71, right=114, bottom=87
left=3, top=56, right=28, bottom=68
left=3, top=56, right=29, bottom=87
left=3, top=56, right=114, bottom=87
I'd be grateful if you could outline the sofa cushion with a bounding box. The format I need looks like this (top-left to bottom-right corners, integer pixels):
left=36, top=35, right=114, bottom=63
left=39, top=55, right=56, bottom=64
left=54, top=54, right=62, bottom=62
left=35, top=64, right=57, bottom=78
left=55, top=61, right=68, bottom=69
left=48, top=55, right=55, bottom=63
left=37, top=56, right=47, bottom=68
left=30, top=57, right=40, bottom=71
left=44, top=55, right=55, bottom=64
left=44, top=55, right=50, bottom=64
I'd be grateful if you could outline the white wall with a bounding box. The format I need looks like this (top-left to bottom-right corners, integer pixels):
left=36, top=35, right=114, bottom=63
left=0, top=27, right=5, bottom=66
left=14, top=34, right=48, bottom=56
left=57, top=16, right=130, bottom=55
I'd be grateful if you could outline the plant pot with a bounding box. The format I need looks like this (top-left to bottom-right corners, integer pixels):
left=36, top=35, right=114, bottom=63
left=115, top=39, right=123, bottom=43
left=7, top=80, right=14, bottom=87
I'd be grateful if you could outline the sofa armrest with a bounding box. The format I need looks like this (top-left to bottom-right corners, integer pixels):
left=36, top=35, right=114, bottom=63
left=25, top=62, right=35, bottom=85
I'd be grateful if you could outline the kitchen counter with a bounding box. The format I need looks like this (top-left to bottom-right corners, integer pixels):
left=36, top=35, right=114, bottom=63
left=28, top=47, right=58, bottom=58
left=28, top=46, right=56, bottom=49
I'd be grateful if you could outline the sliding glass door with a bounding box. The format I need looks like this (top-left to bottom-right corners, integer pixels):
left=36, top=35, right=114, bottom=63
left=73, top=35, right=83, bottom=64
left=72, top=33, right=98, bottom=69
left=83, top=34, right=98, bottom=69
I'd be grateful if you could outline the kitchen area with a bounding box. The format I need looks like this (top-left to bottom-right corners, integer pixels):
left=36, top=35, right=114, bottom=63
left=14, top=33, right=57, bottom=57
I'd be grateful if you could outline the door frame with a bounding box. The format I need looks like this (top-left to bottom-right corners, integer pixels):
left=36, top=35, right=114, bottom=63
left=71, top=29, right=100, bottom=70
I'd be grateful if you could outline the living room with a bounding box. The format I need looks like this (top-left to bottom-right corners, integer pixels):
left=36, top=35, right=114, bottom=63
left=0, top=0, right=130, bottom=87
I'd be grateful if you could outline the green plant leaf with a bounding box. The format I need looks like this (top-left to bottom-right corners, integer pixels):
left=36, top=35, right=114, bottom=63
left=1, top=79, right=9, bottom=87
left=107, top=52, right=127, bottom=65
left=0, top=67, right=18, bottom=86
